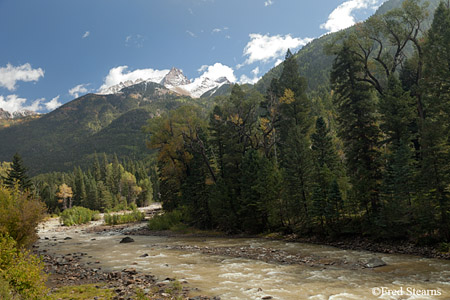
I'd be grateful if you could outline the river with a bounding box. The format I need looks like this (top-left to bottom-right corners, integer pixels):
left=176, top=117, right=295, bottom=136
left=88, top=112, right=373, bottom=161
left=36, top=212, right=450, bottom=300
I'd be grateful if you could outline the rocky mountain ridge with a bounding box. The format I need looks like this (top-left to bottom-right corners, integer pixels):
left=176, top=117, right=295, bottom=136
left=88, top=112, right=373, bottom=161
left=0, top=108, right=39, bottom=120
left=97, top=67, right=230, bottom=99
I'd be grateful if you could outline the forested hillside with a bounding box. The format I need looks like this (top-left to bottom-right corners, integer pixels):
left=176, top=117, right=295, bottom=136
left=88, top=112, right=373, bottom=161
left=255, top=0, right=441, bottom=94
left=144, top=0, right=450, bottom=244
left=0, top=83, right=200, bottom=174
left=0, top=0, right=441, bottom=177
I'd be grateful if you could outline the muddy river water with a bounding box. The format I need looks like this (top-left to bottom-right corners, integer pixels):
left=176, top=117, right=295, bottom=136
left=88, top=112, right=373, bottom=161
left=37, top=215, right=450, bottom=300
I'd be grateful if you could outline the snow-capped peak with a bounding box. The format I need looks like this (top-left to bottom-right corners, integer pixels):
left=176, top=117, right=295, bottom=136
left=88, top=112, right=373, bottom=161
left=96, top=66, right=231, bottom=98
left=177, top=76, right=231, bottom=98
left=97, top=78, right=146, bottom=95
left=0, top=108, right=39, bottom=120
left=161, top=67, right=190, bottom=87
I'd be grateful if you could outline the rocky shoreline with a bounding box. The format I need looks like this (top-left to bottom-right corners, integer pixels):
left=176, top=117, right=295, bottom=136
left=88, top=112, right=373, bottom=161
left=284, top=235, right=450, bottom=260
left=127, top=225, right=450, bottom=260
left=35, top=214, right=449, bottom=300
left=33, top=247, right=218, bottom=300
left=34, top=214, right=220, bottom=300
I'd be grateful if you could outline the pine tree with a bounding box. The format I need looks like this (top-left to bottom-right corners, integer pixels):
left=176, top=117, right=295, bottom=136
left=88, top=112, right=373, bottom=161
left=378, top=76, right=416, bottom=237
left=311, top=117, right=338, bottom=170
left=87, top=177, right=99, bottom=210
left=420, top=2, right=450, bottom=239
left=276, top=50, right=312, bottom=149
left=2, top=153, right=32, bottom=191
left=101, top=153, right=109, bottom=182
left=97, top=181, right=112, bottom=211
left=310, top=117, right=343, bottom=233
left=282, top=127, right=312, bottom=230
left=239, top=150, right=267, bottom=233
left=181, top=150, right=212, bottom=229
left=331, top=40, right=382, bottom=222
left=92, top=153, right=102, bottom=182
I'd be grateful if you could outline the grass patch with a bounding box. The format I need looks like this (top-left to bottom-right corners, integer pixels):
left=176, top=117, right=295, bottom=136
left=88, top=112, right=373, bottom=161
left=134, top=280, right=183, bottom=300
left=60, top=206, right=100, bottom=226
left=148, top=210, right=183, bottom=231
left=104, top=208, right=145, bottom=225
left=105, top=203, right=137, bottom=213
left=50, top=283, right=114, bottom=300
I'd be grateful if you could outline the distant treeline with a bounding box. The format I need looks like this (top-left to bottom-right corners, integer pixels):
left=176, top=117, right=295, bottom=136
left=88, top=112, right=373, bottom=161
left=145, top=1, right=450, bottom=244
left=33, top=154, right=158, bottom=213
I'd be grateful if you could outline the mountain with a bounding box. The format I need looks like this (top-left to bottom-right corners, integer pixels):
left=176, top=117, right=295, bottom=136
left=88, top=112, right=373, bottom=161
left=161, top=67, right=191, bottom=86
left=97, top=67, right=231, bottom=99
left=178, top=76, right=231, bottom=98
left=255, top=0, right=441, bottom=94
left=0, top=82, right=196, bottom=175
left=97, top=78, right=147, bottom=95
left=0, top=108, right=40, bottom=129
left=0, top=0, right=441, bottom=175
left=0, top=108, right=10, bottom=120
left=0, top=108, right=38, bottom=120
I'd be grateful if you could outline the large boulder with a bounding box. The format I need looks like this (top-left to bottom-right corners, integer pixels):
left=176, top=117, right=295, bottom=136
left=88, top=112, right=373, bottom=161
left=119, top=237, right=135, bottom=243
left=364, top=257, right=387, bottom=268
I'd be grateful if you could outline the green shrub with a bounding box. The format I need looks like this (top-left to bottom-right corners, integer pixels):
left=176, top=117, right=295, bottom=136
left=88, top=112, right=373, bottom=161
left=148, top=210, right=183, bottom=231
left=105, top=202, right=138, bottom=214
left=59, top=206, right=99, bottom=226
left=438, top=242, right=450, bottom=253
left=0, top=235, right=49, bottom=299
left=50, top=283, right=114, bottom=299
left=104, top=209, right=145, bottom=225
left=0, top=185, right=46, bottom=248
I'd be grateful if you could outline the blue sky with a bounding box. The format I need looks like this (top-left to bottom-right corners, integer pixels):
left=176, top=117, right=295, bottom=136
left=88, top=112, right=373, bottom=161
left=0, top=0, right=386, bottom=113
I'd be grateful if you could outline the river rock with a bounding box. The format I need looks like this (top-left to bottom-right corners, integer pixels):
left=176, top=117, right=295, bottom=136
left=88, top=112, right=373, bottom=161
left=122, top=268, right=137, bottom=275
left=64, top=237, right=72, bottom=240
left=364, top=257, right=387, bottom=268
left=119, top=237, right=134, bottom=243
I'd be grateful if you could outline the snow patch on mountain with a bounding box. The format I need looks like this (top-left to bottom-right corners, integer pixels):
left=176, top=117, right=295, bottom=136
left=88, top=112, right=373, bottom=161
left=97, top=66, right=170, bottom=95
left=0, top=107, right=38, bottom=120
left=177, top=76, right=231, bottom=98
left=97, top=66, right=232, bottom=98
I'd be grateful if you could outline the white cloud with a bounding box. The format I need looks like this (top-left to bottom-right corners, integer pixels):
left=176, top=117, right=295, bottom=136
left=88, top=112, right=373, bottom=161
left=69, top=83, right=90, bottom=98
left=242, top=33, right=312, bottom=66
left=82, top=31, right=90, bottom=38
left=212, top=27, right=228, bottom=34
left=0, top=94, right=62, bottom=113
left=0, top=94, right=28, bottom=112
left=274, top=59, right=283, bottom=67
left=45, top=95, right=62, bottom=111
left=186, top=30, right=197, bottom=38
left=321, top=0, right=383, bottom=33
left=125, top=34, right=145, bottom=47
left=98, top=66, right=170, bottom=92
left=265, top=0, right=274, bottom=6
left=0, top=63, right=44, bottom=91
left=26, top=98, right=44, bottom=111
left=196, top=63, right=236, bottom=82
left=239, top=67, right=261, bottom=84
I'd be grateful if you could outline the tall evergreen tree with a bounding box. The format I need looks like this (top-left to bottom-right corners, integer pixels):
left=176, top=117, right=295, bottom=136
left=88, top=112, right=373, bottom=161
left=331, top=40, right=382, bottom=222
left=420, top=2, right=450, bottom=239
left=378, top=76, right=416, bottom=237
left=2, top=153, right=32, bottom=191
left=311, top=117, right=343, bottom=233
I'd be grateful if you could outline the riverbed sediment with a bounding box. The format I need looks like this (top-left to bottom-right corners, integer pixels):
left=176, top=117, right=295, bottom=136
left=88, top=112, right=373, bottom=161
left=35, top=207, right=450, bottom=300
